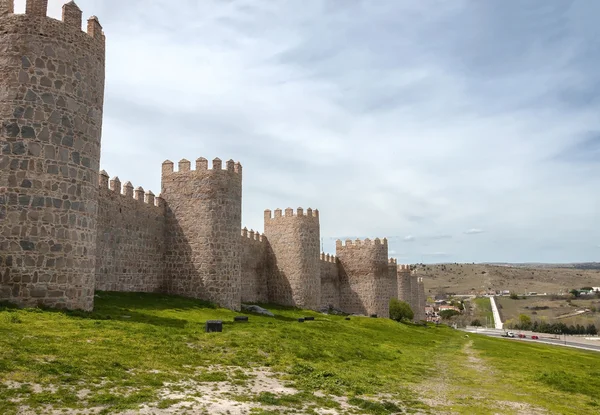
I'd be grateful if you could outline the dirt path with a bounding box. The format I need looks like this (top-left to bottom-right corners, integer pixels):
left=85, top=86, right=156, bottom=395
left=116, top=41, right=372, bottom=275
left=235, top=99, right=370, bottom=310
left=410, top=340, right=549, bottom=415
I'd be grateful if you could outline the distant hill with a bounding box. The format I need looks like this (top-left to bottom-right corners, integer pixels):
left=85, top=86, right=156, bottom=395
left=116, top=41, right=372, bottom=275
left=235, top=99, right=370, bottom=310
left=482, top=262, right=600, bottom=270
left=415, top=263, right=600, bottom=296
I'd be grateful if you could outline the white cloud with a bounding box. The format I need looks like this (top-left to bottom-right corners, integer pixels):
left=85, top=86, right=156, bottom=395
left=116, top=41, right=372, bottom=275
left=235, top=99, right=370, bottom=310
left=20, top=0, right=600, bottom=263
left=464, top=229, right=485, bottom=235
left=404, top=235, right=416, bottom=242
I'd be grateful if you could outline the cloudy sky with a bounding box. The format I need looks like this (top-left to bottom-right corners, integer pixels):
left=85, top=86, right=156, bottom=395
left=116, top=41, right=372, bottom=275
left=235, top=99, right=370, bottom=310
left=19, top=0, right=600, bottom=263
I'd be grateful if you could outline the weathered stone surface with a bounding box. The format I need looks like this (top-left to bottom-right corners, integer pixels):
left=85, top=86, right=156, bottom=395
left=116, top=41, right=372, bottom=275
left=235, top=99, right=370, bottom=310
left=161, top=158, right=242, bottom=311
left=336, top=238, right=391, bottom=318
left=94, top=179, right=165, bottom=293
left=264, top=208, right=320, bottom=310
left=0, top=4, right=105, bottom=311
left=241, top=304, right=274, bottom=317
left=0, top=3, right=427, bottom=320
left=240, top=229, right=269, bottom=304
left=319, top=253, right=340, bottom=310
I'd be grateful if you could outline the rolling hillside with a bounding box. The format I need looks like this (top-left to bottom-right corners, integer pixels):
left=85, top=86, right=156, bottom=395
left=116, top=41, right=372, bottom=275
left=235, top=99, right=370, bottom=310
left=416, top=263, right=600, bottom=296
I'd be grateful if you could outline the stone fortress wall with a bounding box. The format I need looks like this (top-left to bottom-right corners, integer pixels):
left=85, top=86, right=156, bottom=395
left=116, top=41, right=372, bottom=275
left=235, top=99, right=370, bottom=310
left=0, top=0, right=104, bottom=310
left=94, top=172, right=166, bottom=293
left=0, top=1, right=426, bottom=318
left=264, top=208, right=321, bottom=310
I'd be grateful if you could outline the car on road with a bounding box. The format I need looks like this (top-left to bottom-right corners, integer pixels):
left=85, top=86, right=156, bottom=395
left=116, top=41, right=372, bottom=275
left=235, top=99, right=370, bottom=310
left=518, top=334, right=527, bottom=339
left=502, top=332, right=515, bottom=338
left=531, top=335, right=539, bottom=340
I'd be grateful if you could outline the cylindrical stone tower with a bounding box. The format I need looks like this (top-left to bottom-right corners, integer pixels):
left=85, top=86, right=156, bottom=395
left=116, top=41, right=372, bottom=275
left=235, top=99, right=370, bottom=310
left=0, top=1, right=105, bottom=310
left=397, top=264, right=412, bottom=305
left=264, top=207, right=320, bottom=310
left=410, top=273, right=420, bottom=321
left=336, top=238, right=389, bottom=317
left=417, top=277, right=426, bottom=321
left=161, top=157, right=242, bottom=311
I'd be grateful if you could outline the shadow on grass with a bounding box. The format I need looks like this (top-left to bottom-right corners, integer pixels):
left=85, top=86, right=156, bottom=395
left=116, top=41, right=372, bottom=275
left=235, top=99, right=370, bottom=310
left=1, top=293, right=320, bottom=328
left=95, top=291, right=217, bottom=311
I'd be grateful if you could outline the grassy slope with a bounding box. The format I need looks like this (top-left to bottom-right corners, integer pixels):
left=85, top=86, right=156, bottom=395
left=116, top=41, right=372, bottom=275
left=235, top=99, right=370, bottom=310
left=0, top=292, right=598, bottom=414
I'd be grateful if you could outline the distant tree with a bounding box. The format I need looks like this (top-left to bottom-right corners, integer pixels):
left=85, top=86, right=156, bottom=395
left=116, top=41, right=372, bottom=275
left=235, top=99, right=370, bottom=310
left=510, top=292, right=519, bottom=300
left=471, top=319, right=482, bottom=327
left=570, top=289, right=581, bottom=298
left=581, top=287, right=594, bottom=291
left=518, top=314, right=532, bottom=329
left=587, top=324, right=598, bottom=335
left=389, top=299, right=414, bottom=322
left=440, top=309, right=460, bottom=320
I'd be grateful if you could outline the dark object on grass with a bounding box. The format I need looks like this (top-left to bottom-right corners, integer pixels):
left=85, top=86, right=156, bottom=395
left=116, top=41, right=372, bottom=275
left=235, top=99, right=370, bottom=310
left=304, top=316, right=315, bottom=321
left=205, top=320, right=223, bottom=332
left=345, top=317, right=351, bottom=321
left=370, top=314, right=378, bottom=318
left=234, top=316, right=248, bottom=322
left=298, top=318, right=305, bottom=323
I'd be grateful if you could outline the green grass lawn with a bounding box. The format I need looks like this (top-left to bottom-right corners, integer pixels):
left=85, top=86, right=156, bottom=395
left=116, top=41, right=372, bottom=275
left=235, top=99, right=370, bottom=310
left=1, top=292, right=599, bottom=414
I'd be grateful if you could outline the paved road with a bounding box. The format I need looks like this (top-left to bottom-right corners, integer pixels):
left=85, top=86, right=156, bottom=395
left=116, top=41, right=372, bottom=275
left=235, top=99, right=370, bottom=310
left=463, top=328, right=600, bottom=353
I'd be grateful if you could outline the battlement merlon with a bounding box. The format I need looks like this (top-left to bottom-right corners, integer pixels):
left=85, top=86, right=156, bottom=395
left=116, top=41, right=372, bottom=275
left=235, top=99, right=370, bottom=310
left=99, top=170, right=164, bottom=209
left=335, top=237, right=389, bottom=248
left=161, top=158, right=242, bottom=177
left=320, top=252, right=338, bottom=264
left=0, top=0, right=14, bottom=16
left=241, top=227, right=267, bottom=243
left=264, top=207, right=320, bottom=221
left=0, top=1, right=105, bottom=42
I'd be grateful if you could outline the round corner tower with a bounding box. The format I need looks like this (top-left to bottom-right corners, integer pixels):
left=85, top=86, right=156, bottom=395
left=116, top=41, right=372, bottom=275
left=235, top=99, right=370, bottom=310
left=264, top=207, right=320, bottom=310
left=0, top=1, right=105, bottom=310
left=336, top=238, right=389, bottom=317
left=161, top=157, right=242, bottom=311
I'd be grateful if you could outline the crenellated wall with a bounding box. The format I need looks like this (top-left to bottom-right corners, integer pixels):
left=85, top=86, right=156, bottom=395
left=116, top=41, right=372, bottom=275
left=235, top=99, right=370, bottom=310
left=0, top=1, right=428, bottom=316
left=94, top=172, right=166, bottom=293
left=410, top=273, right=420, bottom=320
left=240, top=228, right=269, bottom=304
left=417, top=277, right=426, bottom=321
left=264, top=207, right=320, bottom=310
left=0, top=0, right=105, bottom=310
left=161, top=157, right=242, bottom=311
left=397, top=265, right=412, bottom=305
left=336, top=238, right=390, bottom=317
left=387, top=258, right=399, bottom=303
left=319, top=253, right=339, bottom=310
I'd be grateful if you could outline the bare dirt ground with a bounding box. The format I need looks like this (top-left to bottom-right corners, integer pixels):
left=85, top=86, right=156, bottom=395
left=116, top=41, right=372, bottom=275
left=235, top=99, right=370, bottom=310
left=6, top=366, right=409, bottom=415
left=417, top=264, right=600, bottom=296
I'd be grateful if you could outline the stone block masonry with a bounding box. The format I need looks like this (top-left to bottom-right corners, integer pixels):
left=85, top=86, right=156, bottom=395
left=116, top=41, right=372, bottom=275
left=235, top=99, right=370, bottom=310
left=0, top=1, right=427, bottom=319
left=320, top=253, right=340, bottom=310
left=94, top=172, right=166, bottom=293
left=161, top=158, right=242, bottom=311
left=264, top=208, right=321, bottom=310
left=336, top=238, right=390, bottom=318
left=0, top=1, right=105, bottom=311
left=240, top=228, right=269, bottom=304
